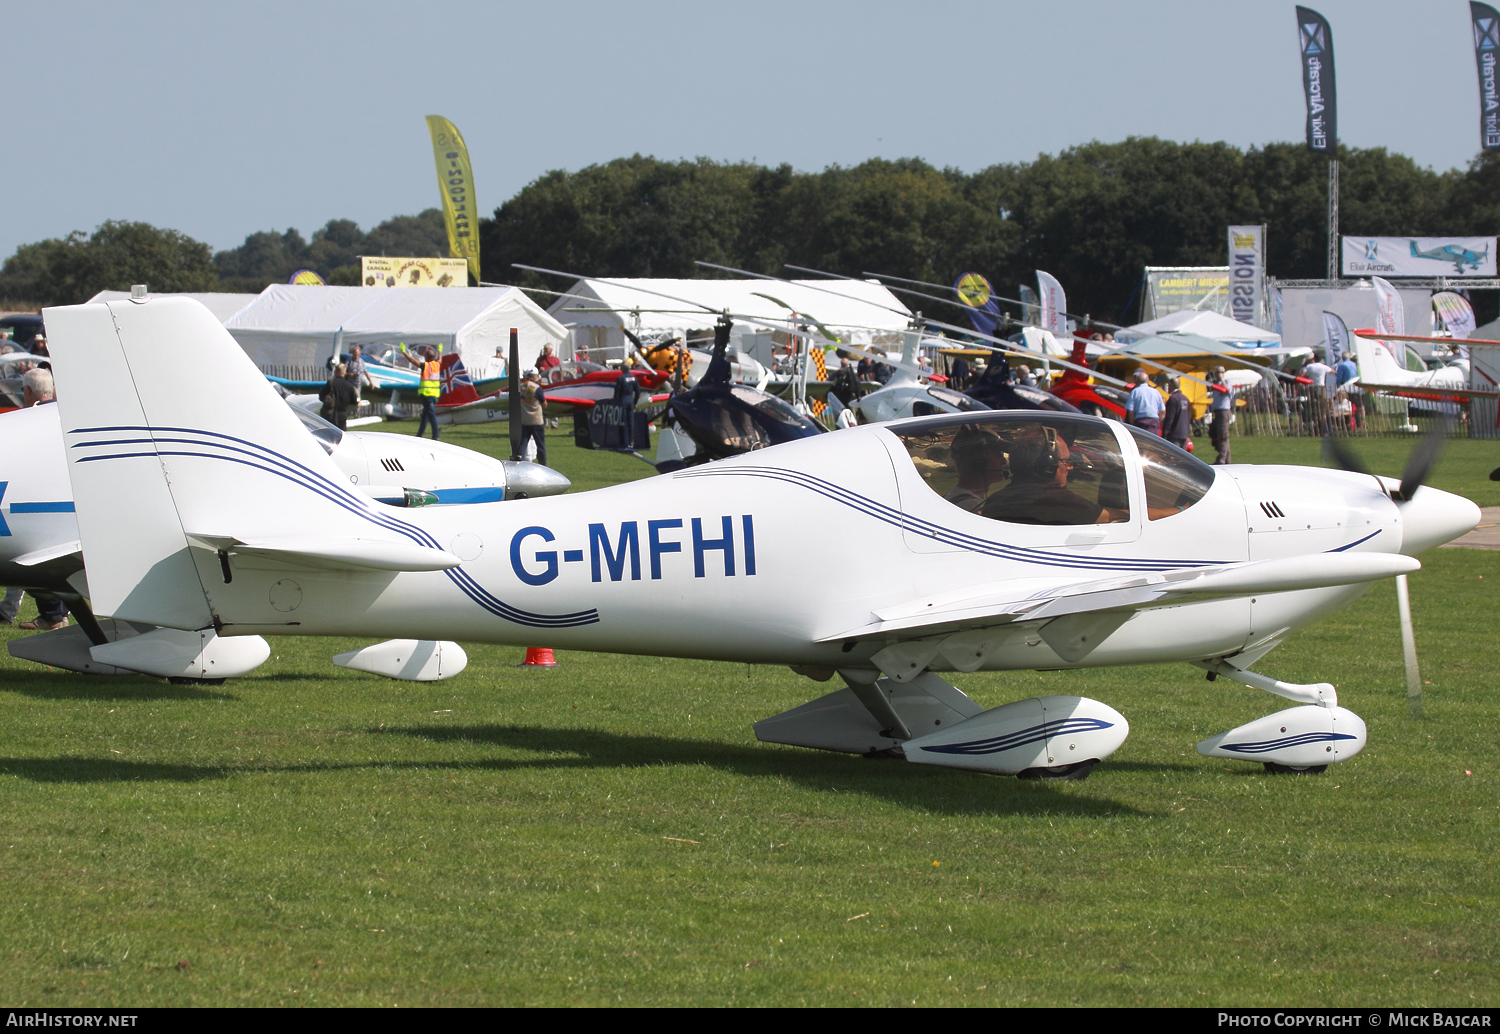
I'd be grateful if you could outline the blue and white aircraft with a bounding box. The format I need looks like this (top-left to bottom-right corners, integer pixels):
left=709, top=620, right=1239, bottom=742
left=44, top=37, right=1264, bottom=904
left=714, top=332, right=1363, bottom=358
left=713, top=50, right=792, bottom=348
left=38, top=296, right=1481, bottom=778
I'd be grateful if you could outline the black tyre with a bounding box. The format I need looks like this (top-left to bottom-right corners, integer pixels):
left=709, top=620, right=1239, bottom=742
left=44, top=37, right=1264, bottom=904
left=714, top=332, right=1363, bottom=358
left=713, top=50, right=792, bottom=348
left=1017, top=760, right=1097, bottom=781
left=1263, top=762, right=1328, bottom=775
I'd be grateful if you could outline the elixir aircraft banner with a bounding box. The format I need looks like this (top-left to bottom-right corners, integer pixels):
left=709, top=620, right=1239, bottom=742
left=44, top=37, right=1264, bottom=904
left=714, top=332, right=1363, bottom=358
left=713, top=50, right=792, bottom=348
left=1227, top=226, right=1265, bottom=329
left=1342, top=236, right=1497, bottom=277
left=1473, top=2, right=1500, bottom=151
left=1296, top=7, right=1337, bottom=154
left=425, top=115, right=479, bottom=284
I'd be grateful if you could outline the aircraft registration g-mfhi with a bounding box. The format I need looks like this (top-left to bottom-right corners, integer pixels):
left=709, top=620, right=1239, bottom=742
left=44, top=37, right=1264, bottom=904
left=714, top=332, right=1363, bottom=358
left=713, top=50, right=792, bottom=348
left=42, top=296, right=1481, bottom=780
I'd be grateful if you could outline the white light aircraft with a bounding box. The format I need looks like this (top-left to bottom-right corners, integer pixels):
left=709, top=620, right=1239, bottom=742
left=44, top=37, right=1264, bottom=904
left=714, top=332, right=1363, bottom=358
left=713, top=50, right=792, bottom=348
left=41, top=297, right=1481, bottom=778
left=1352, top=331, right=1469, bottom=394
left=1, top=394, right=567, bottom=683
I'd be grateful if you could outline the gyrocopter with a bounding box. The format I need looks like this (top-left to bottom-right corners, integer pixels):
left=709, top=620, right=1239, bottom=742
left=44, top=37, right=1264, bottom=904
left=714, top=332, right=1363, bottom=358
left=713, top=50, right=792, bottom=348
left=41, top=295, right=1481, bottom=780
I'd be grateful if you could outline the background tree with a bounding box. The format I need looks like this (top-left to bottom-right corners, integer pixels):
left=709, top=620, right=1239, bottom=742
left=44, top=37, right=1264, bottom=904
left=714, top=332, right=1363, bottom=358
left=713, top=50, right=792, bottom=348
left=0, top=221, right=218, bottom=306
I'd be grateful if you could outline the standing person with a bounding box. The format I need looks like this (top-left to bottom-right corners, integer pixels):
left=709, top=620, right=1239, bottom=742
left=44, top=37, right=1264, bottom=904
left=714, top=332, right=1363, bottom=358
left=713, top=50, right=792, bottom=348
left=1015, top=364, right=1036, bottom=387
left=1161, top=376, right=1192, bottom=449
left=1301, top=354, right=1333, bottom=435
left=1208, top=366, right=1233, bottom=464
left=1336, top=350, right=1363, bottom=429
left=519, top=368, right=547, bottom=466
left=401, top=343, right=443, bottom=439
left=1126, top=369, right=1165, bottom=435
left=950, top=354, right=970, bottom=391
left=5, top=368, right=68, bottom=630
left=535, top=343, right=561, bottom=377
left=318, top=363, right=358, bottom=430
left=345, top=344, right=375, bottom=410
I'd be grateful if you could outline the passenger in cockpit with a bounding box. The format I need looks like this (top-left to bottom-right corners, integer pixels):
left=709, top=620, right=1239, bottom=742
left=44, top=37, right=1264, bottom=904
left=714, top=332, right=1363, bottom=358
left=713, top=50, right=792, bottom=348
left=943, top=426, right=1008, bottom=512
left=981, top=431, right=1120, bottom=526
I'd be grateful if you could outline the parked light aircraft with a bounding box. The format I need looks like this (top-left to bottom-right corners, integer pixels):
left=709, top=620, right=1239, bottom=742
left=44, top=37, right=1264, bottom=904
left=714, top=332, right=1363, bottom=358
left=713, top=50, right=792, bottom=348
left=1, top=396, right=568, bottom=682
left=41, top=296, right=1481, bottom=778
left=1352, top=330, right=1470, bottom=395
left=1410, top=239, right=1490, bottom=275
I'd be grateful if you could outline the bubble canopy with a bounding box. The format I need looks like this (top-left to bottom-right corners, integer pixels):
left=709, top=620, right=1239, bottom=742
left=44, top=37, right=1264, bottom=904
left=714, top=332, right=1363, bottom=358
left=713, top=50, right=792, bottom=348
left=888, top=411, right=1215, bottom=527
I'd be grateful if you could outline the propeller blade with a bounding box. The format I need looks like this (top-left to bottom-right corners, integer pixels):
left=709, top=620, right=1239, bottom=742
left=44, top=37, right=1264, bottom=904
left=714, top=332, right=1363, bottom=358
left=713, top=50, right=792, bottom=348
left=1321, top=433, right=1371, bottom=477
left=1396, top=429, right=1446, bottom=502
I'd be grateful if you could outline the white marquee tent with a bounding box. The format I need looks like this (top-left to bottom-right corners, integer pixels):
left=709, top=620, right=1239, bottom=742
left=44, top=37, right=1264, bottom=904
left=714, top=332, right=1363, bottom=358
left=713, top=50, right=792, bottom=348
left=1117, top=309, right=1281, bottom=347
left=94, top=285, right=568, bottom=383
left=546, top=278, right=913, bottom=362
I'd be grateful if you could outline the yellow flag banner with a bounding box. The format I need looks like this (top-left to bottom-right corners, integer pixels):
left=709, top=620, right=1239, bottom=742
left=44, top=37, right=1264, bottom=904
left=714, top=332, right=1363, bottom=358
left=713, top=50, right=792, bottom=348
left=360, top=256, right=468, bottom=288
left=425, top=115, right=479, bottom=284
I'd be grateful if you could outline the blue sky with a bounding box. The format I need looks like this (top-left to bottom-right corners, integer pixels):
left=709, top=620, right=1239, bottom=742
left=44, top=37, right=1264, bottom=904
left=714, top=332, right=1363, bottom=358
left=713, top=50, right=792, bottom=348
left=2, top=0, right=1483, bottom=258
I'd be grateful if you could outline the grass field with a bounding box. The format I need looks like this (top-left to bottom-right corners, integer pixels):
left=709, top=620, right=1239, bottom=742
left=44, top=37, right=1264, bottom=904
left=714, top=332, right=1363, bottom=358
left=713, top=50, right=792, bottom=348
left=1, top=423, right=1496, bottom=1006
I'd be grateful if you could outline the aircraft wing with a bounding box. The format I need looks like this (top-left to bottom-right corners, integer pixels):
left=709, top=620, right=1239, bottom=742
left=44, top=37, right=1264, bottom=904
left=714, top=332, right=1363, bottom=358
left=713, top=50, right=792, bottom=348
left=820, top=552, right=1418, bottom=675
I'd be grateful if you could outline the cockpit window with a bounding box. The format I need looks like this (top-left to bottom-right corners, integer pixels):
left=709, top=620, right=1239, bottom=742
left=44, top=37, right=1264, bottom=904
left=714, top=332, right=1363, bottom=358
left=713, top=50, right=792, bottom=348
left=897, top=415, right=1129, bottom=526
left=1126, top=427, right=1216, bottom=520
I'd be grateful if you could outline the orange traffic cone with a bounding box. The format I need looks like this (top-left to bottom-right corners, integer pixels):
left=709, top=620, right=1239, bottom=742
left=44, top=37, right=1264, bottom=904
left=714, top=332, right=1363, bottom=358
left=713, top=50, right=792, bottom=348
left=519, top=646, right=557, bottom=667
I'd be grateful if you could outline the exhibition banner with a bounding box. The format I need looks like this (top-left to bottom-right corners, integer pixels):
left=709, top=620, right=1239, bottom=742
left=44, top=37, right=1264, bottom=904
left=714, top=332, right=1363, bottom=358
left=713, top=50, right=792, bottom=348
left=425, top=115, right=479, bottom=284
left=1372, top=276, right=1405, bottom=337
left=1296, top=7, right=1337, bottom=153
left=1143, top=268, right=1231, bottom=320
left=360, top=256, right=468, bottom=288
left=1227, top=225, right=1266, bottom=328
left=953, top=272, right=999, bottom=337
left=1341, top=236, right=1496, bottom=277
left=1322, top=310, right=1351, bottom=366
left=1472, top=2, right=1500, bottom=151
left=1433, top=291, right=1477, bottom=339
left=1036, top=271, right=1068, bottom=342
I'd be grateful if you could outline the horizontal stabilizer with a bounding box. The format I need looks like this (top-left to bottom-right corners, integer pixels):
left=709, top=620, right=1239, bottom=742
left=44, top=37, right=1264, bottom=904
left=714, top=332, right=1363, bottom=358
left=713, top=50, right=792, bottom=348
left=13, top=540, right=82, bottom=567
left=188, top=534, right=460, bottom=573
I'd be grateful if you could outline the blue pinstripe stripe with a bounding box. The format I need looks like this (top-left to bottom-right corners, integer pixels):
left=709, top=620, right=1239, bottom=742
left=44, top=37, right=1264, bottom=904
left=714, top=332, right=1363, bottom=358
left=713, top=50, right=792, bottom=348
left=917, top=716, right=1115, bottom=757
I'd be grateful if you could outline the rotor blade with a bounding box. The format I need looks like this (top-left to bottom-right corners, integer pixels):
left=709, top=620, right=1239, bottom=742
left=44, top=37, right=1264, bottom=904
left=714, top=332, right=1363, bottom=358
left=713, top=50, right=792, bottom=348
left=706, top=260, right=1123, bottom=386
left=694, top=260, right=915, bottom=319
left=1322, top=433, right=1372, bottom=478
left=862, top=269, right=1125, bottom=331
left=1397, top=428, right=1447, bottom=502
left=512, top=263, right=723, bottom=316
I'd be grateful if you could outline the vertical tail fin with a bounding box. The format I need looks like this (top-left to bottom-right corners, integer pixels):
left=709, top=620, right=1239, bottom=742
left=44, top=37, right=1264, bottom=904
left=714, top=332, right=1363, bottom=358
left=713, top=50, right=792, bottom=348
left=45, top=296, right=440, bottom=629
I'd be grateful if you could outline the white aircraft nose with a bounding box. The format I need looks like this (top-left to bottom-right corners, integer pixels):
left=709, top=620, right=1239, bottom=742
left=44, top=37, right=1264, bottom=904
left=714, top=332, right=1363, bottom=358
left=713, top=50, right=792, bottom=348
left=1399, top=486, right=1482, bottom=555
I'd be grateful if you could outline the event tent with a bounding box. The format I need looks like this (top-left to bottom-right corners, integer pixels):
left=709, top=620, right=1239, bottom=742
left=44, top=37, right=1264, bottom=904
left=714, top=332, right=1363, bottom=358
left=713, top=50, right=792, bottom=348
left=547, top=278, right=913, bottom=362
left=223, top=286, right=566, bottom=382
left=1117, top=309, right=1281, bottom=347
left=95, top=286, right=567, bottom=382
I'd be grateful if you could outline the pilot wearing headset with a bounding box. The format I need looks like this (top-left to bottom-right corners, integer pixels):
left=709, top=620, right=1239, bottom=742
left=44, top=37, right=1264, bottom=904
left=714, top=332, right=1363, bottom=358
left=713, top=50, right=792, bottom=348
left=981, top=427, right=1123, bottom=526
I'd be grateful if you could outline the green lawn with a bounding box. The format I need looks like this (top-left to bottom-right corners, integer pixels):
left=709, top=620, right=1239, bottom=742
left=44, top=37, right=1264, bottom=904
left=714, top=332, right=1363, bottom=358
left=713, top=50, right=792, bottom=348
left=0, top=423, right=1495, bottom=1006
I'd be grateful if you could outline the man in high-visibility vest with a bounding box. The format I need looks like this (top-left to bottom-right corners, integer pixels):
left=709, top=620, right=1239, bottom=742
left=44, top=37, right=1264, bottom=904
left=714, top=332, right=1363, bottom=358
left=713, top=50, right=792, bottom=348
left=401, top=342, right=443, bottom=439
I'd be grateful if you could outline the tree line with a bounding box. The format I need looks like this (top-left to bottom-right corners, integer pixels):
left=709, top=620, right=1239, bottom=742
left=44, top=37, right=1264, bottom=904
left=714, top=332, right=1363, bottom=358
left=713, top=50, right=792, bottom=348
left=5, top=138, right=1500, bottom=323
